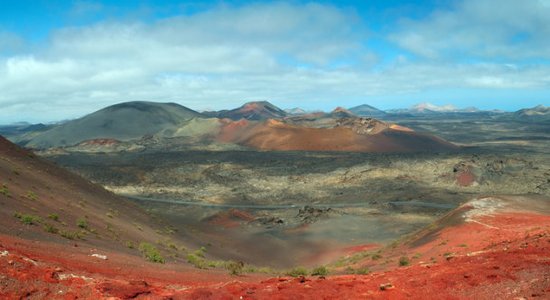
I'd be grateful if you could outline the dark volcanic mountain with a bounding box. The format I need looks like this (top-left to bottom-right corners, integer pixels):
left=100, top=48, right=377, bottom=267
left=348, top=104, right=386, bottom=117
left=0, top=123, right=50, bottom=139
left=513, top=105, right=550, bottom=122
left=206, top=101, right=287, bottom=120
left=22, top=101, right=203, bottom=148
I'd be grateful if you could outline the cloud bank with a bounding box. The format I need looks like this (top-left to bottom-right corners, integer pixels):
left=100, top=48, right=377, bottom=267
left=0, top=1, right=549, bottom=123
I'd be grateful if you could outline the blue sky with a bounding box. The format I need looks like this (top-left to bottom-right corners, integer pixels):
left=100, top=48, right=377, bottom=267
left=0, top=0, right=549, bottom=123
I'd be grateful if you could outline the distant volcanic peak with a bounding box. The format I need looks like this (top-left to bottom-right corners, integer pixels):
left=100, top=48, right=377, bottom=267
left=525, top=105, right=549, bottom=113
left=411, top=102, right=480, bottom=113
left=22, top=100, right=204, bottom=148
left=219, top=101, right=287, bottom=120
left=330, top=107, right=356, bottom=118
left=514, top=105, right=550, bottom=120
left=284, top=107, right=307, bottom=115
left=348, top=104, right=384, bottom=112
left=105, top=101, right=182, bottom=111
left=332, top=106, right=350, bottom=113
left=413, top=102, right=458, bottom=112
left=242, top=101, right=285, bottom=113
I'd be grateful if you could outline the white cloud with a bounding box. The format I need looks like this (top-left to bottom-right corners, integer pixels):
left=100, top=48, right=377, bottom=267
left=0, top=1, right=549, bottom=123
left=391, top=0, right=550, bottom=60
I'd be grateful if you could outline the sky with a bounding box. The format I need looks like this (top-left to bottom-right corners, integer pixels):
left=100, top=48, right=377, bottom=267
left=1, top=0, right=550, bottom=123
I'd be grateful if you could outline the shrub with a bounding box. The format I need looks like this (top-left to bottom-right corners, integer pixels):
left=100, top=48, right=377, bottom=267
left=26, top=191, right=37, bottom=201
left=355, top=267, right=370, bottom=275
left=43, top=223, right=59, bottom=234
left=14, top=212, right=41, bottom=225
left=225, top=261, right=244, bottom=276
left=166, top=241, right=178, bottom=250
left=48, top=214, right=59, bottom=221
left=194, top=247, right=207, bottom=258
left=77, top=218, right=88, bottom=229
left=371, top=253, right=382, bottom=260
left=311, top=266, right=329, bottom=276
left=286, top=267, right=308, bottom=277
left=186, top=253, right=207, bottom=269
left=126, top=241, right=135, bottom=249
left=139, top=242, right=165, bottom=263
left=60, top=230, right=80, bottom=240
left=399, top=256, right=410, bottom=267
left=0, top=184, right=10, bottom=197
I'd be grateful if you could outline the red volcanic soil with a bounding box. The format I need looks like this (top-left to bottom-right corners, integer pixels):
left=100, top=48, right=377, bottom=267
left=204, top=209, right=256, bottom=228
left=456, top=170, right=476, bottom=186
left=0, top=233, right=247, bottom=299
left=217, top=119, right=251, bottom=142
left=218, top=119, right=457, bottom=153
left=177, top=195, right=550, bottom=299
left=3, top=193, right=550, bottom=299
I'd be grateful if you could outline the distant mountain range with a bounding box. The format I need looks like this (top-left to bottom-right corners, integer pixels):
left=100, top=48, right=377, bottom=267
left=385, top=102, right=488, bottom=115
left=1, top=100, right=547, bottom=151
left=1, top=100, right=463, bottom=153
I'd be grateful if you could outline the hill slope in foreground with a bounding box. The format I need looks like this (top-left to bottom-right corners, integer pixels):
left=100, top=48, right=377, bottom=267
left=1, top=132, right=549, bottom=298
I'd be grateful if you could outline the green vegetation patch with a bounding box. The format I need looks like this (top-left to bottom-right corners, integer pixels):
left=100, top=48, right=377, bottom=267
left=1, top=184, right=10, bottom=197
left=77, top=218, right=88, bottom=229
left=311, top=266, right=329, bottom=276
left=286, top=267, right=308, bottom=277
left=139, top=242, right=165, bottom=263
left=14, top=212, right=41, bottom=225
left=186, top=253, right=208, bottom=269
left=43, top=223, right=59, bottom=234
left=25, top=191, right=38, bottom=201
left=225, top=260, right=244, bottom=276
left=59, top=230, right=82, bottom=240
left=399, top=256, right=410, bottom=267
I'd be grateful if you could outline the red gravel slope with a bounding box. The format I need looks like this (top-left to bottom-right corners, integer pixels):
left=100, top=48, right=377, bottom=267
left=218, top=119, right=457, bottom=153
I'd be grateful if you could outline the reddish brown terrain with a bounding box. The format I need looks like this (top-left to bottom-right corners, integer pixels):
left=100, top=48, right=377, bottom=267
left=218, top=118, right=457, bottom=152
